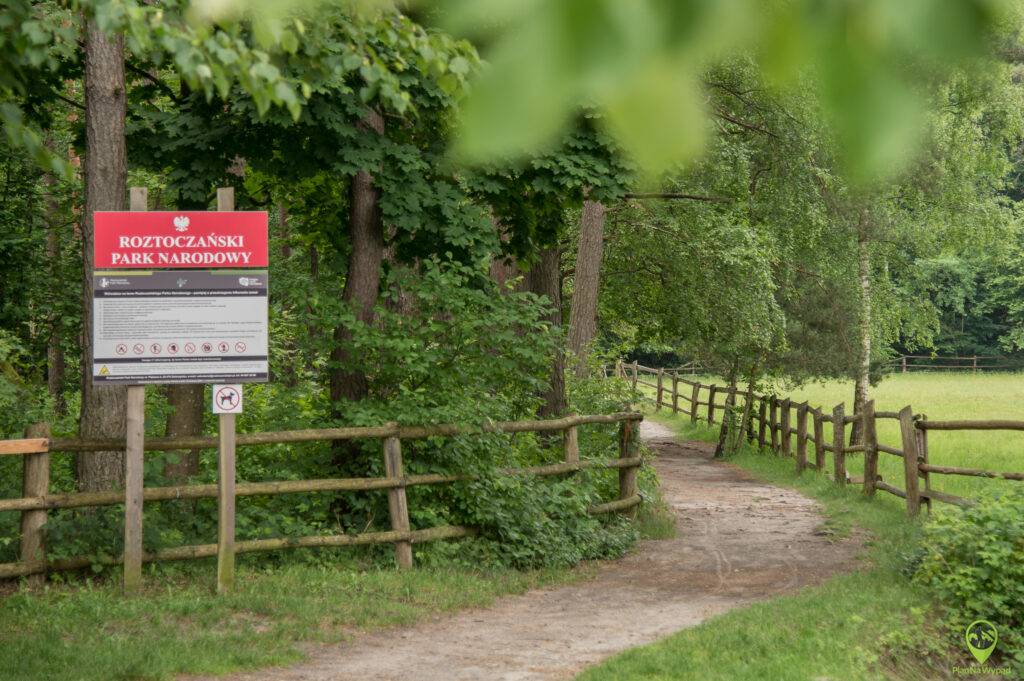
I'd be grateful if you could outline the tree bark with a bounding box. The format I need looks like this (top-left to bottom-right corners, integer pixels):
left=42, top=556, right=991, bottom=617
left=713, top=360, right=740, bottom=458
left=163, top=386, right=204, bottom=479
left=330, top=111, right=385, bottom=415
left=851, top=226, right=871, bottom=445
left=567, top=199, right=605, bottom=376
left=77, top=19, right=127, bottom=492
left=523, top=247, right=567, bottom=418
left=43, top=147, right=66, bottom=415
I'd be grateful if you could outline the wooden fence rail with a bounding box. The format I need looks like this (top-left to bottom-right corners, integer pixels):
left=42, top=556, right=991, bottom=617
left=0, top=412, right=644, bottom=589
left=618, top=361, right=1024, bottom=517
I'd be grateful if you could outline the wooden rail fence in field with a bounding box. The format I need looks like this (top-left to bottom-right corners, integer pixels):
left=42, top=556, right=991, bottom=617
left=0, top=412, right=644, bottom=591
left=614, top=360, right=1024, bottom=516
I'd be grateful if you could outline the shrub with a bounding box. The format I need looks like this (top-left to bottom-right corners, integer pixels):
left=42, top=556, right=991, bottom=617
left=913, top=490, right=1024, bottom=671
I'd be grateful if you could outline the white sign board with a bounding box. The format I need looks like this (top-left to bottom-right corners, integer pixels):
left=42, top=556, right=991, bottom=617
left=92, top=270, right=268, bottom=384
left=212, top=384, right=243, bottom=414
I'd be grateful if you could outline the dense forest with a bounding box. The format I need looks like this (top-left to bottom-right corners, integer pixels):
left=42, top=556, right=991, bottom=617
left=2, top=0, right=1024, bottom=570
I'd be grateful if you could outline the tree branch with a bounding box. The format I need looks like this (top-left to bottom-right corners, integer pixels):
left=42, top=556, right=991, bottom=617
left=625, top=192, right=734, bottom=202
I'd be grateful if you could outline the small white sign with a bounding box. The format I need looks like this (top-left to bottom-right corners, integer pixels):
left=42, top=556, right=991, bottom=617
left=212, top=384, right=243, bottom=414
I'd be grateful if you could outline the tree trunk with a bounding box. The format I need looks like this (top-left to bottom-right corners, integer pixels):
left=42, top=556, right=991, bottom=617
left=77, top=19, right=127, bottom=492
left=163, top=386, right=205, bottom=479
left=43, top=151, right=66, bottom=416
left=523, top=247, right=567, bottom=418
left=567, top=199, right=605, bottom=376
left=850, top=227, right=871, bottom=445
left=330, top=111, right=385, bottom=416
left=714, top=360, right=740, bottom=458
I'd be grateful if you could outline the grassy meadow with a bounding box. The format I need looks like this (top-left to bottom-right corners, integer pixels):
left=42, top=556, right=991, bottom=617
left=640, top=371, right=1024, bottom=505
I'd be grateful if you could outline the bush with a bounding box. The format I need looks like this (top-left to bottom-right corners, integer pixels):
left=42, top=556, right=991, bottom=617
left=913, top=490, right=1024, bottom=671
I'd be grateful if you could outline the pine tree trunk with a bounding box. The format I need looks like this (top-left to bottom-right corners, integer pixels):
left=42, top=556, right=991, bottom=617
left=851, top=228, right=871, bottom=445
left=163, top=385, right=204, bottom=479
left=77, top=19, right=127, bottom=492
left=567, top=199, right=605, bottom=376
left=524, top=247, right=567, bottom=418
left=330, top=111, right=385, bottom=414
left=43, top=150, right=66, bottom=415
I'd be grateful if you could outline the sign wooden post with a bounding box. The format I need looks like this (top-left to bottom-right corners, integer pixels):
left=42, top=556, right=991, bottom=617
left=216, top=188, right=238, bottom=593
left=123, top=187, right=147, bottom=594
left=217, top=411, right=237, bottom=592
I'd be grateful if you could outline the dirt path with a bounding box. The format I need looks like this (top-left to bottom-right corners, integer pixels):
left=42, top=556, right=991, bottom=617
left=196, top=420, right=862, bottom=681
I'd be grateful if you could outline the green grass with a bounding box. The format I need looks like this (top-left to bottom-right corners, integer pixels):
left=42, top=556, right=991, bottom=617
left=0, top=558, right=580, bottom=681
left=579, top=409, right=963, bottom=681
left=641, top=372, right=1024, bottom=503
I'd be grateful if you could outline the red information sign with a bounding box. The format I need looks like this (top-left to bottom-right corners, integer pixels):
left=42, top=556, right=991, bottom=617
left=94, top=211, right=268, bottom=269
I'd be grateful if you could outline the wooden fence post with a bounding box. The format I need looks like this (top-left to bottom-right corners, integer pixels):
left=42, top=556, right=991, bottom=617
left=690, top=383, right=701, bottom=424
left=671, top=374, right=679, bottom=413
left=769, top=397, right=779, bottom=451
left=615, top=359, right=623, bottom=378
left=618, top=420, right=639, bottom=514
left=564, top=423, right=580, bottom=466
left=384, top=431, right=413, bottom=568
left=656, top=368, right=664, bottom=410
left=795, top=403, right=808, bottom=473
left=780, top=399, right=792, bottom=457
left=631, top=361, right=639, bottom=390
left=217, top=411, right=237, bottom=593
left=901, top=356, right=907, bottom=373
left=917, top=415, right=931, bottom=513
left=898, top=406, right=921, bottom=516
left=832, top=404, right=846, bottom=485
left=813, top=408, right=825, bottom=470
left=862, top=399, right=878, bottom=497
left=707, top=385, right=717, bottom=424
left=744, top=388, right=756, bottom=444
left=757, top=397, right=767, bottom=449
left=20, top=422, right=50, bottom=585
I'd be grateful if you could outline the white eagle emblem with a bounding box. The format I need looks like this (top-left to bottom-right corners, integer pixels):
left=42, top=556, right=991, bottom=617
left=173, top=215, right=190, bottom=232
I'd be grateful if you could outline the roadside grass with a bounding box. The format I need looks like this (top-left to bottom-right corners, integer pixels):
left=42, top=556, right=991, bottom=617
left=579, top=409, right=964, bottom=681
left=0, top=555, right=581, bottom=681
left=638, top=372, right=1024, bottom=502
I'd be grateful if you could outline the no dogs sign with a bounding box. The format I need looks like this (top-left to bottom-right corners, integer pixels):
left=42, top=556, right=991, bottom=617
left=91, top=211, right=269, bottom=385
left=212, top=384, right=243, bottom=414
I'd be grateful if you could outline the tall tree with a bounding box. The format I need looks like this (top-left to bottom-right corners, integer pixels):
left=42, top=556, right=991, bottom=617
left=567, top=198, right=605, bottom=375
left=78, top=16, right=127, bottom=491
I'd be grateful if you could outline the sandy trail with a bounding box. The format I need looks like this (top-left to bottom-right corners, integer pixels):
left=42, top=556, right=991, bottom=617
left=193, top=419, right=862, bottom=681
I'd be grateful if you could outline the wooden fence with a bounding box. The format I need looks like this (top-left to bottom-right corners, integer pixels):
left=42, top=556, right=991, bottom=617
left=890, top=354, right=1018, bottom=372
left=0, top=412, right=644, bottom=591
left=615, top=361, right=1024, bottom=516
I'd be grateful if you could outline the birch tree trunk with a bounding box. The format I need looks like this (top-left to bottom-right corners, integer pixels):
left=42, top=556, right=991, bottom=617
left=851, top=226, right=872, bottom=445
left=567, top=199, right=605, bottom=376
left=77, top=19, right=127, bottom=491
